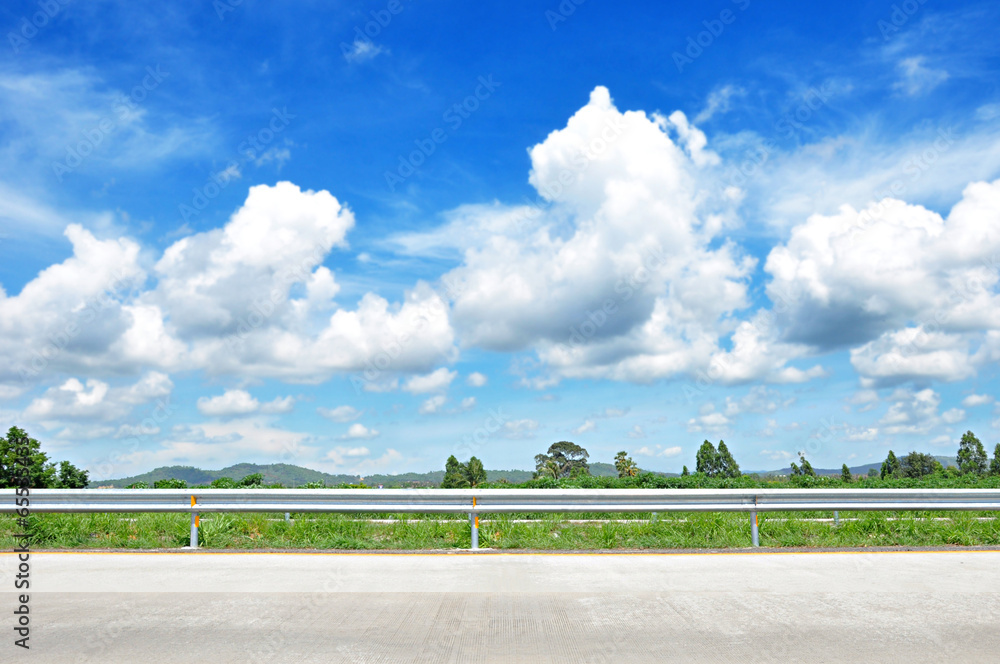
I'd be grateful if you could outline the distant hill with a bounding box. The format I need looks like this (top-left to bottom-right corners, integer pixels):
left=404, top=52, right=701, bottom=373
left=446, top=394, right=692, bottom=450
left=95, top=460, right=672, bottom=488
left=96, top=455, right=950, bottom=488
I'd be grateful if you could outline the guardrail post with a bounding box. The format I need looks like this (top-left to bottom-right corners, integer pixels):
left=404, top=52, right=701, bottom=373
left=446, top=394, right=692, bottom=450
left=470, top=496, right=479, bottom=550
left=834, top=510, right=839, bottom=526
left=750, top=511, right=759, bottom=547
left=285, top=512, right=290, bottom=523
left=190, top=495, right=199, bottom=549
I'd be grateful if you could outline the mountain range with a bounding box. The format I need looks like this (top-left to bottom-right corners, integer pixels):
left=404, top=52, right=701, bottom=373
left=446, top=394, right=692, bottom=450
left=93, top=457, right=958, bottom=488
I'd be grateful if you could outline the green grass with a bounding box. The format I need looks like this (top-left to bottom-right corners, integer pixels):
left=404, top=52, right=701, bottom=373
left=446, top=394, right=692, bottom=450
left=4, top=511, right=999, bottom=550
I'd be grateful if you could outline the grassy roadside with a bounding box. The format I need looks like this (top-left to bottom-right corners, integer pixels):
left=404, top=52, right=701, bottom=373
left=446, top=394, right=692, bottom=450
left=4, top=511, right=999, bottom=550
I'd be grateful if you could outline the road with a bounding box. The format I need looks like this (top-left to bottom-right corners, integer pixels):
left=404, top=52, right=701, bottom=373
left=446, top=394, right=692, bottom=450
left=3, top=549, right=999, bottom=663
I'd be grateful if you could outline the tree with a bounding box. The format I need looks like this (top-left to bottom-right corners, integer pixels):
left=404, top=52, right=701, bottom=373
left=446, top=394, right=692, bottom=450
left=840, top=464, right=853, bottom=483
left=535, top=441, right=589, bottom=479
left=55, top=460, right=89, bottom=488
left=442, top=455, right=469, bottom=488
left=466, top=456, right=487, bottom=487
left=880, top=450, right=901, bottom=479
left=716, top=441, right=741, bottom=478
left=614, top=451, right=638, bottom=478
left=153, top=478, right=187, bottom=489
left=867, top=468, right=879, bottom=478
left=695, top=440, right=719, bottom=476
left=211, top=477, right=238, bottom=488
left=681, top=465, right=689, bottom=477
left=789, top=461, right=800, bottom=476
left=957, top=431, right=988, bottom=475
left=238, top=473, right=264, bottom=487
left=0, top=426, right=57, bottom=488
left=797, top=453, right=816, bottom=477
left=900, top=451, right=936, bottom=478
left=991, top=444, right=1000, bottom=476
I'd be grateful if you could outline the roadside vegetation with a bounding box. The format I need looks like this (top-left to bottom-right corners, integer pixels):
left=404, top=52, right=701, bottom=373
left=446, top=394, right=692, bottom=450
left=3, top=427, right=1000, bottom=550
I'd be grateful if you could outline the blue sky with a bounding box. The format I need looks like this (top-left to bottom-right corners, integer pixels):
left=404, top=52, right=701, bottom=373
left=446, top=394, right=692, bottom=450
left=2, top=0, right=1000, bottom=479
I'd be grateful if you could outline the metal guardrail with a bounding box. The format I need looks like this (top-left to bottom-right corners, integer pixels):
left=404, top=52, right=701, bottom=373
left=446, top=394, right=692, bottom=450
left=7, top=488, right=1000, bottom=549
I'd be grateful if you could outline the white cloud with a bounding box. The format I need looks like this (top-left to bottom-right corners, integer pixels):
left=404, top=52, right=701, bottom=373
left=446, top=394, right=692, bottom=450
left=418, top=395, right=447, bottom=415
left=317, top=405, right=364, bottom=422
left=460, top=396, right=476, bottom=410
left=341, top=423, right=379, bottom=440
left=196, top=389, right=293, bottom=417
left=893, top=56, right=949, bottom=96
left=760, top=449, right=794, bottom=461
left=723, top=386, right=792, bottom=417
left=424, top=86, right=757, bottom=386
left=941, top=408, right=966, bottom=424
left=634, top=445, right=681, bottom=458
left=845, top=427, right=879, bottom=442
left=343, top=39, right=386, bottom=63
left=686, top=405, right=730, bottom=434
left=962, top=394, right=993, bottom=407
left=466, top=372, right=488, bottom=387
left=24, top=372, right=172, bottom=422
left=694, top=84, right=746, bottom=124
left=878, top=388, right=946, bottom=435
left=766, top=179, right=1000, bottom=385
left=571, top=420, right=596, bottom=435
left=627, top=424, right=646, bottom=439
left=502, top=419, right=539, bottom=439
left=325, top=445, right=370, bottom=465
left=404, top=368, right=457, bottom=394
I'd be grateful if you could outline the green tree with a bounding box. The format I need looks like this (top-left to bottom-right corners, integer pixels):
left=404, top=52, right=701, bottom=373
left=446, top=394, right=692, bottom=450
left=211, top=477, right=238, bottom=488
left=900, top=451, right=936, bottom=478
left=798, top=453, right=816, bottom=477
left=681, top=465, right=689, bottom=477
left=55, top=460, right=89, bottom=488
left=534, top=441, right=589, bottom=479
left=881, top=450, right=901, bottom=479
left=153, top=478, right=188, bottom=489
left=991, top=444, right=1000, bottom=476
left=867, top=467, right=878, bottom=478
left=0, top=426, right=57, bottom=488
left=789, top=461, right=800, bottom=476
left=840, top=464, right=852, bottom=483
left=716, top=441, right=741, bottom=478
left=239, top=473, right=265, bottom=487
left=466, top=456, right=487, bottom=487
left=125, top=481, right=149, bottom=489
left=695, top=440, right=719, bottom=476
left=957, top=431, right=988, bottom=475
left=442, top=455, right=469, bottom=488
left=614, top=451, right=638, bottom=478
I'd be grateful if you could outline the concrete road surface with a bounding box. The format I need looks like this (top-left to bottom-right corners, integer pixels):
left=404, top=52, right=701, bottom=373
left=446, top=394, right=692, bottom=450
left=2, top=549, right=999, bottom=663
